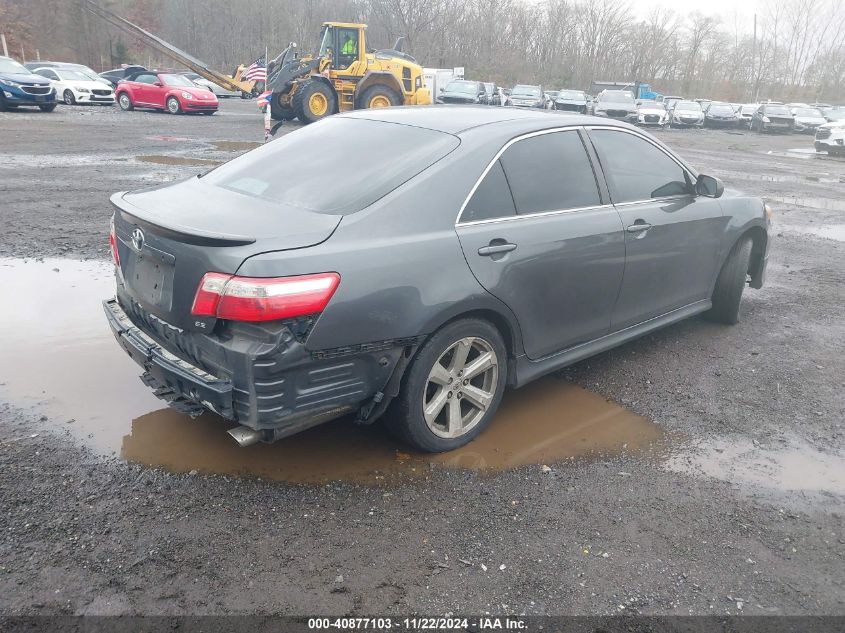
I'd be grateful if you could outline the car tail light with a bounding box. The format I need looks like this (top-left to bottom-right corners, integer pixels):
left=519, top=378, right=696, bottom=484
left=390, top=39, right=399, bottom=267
left=191, top=272, right=340, bottom=322
left=109, top=218, right=120, bottom=267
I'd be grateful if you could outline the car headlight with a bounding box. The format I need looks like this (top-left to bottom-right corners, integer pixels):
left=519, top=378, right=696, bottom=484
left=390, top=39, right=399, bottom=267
left=75, top=87, right=90, bottom=93
left=3, top=80, right=22, bottom=88
left=181, top=91, right=193, bottom=99
left=762, top=116, right=770, bottom=123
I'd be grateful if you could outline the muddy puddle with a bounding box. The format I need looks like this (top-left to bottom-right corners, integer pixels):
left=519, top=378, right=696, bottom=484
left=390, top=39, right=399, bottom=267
left=211, top=140, right=262, bottom=152
left=0, top=258, right=663, bottom=484
left=136, top=155, right=223, bottom=167
left=664, top=438, right=845, bottom=496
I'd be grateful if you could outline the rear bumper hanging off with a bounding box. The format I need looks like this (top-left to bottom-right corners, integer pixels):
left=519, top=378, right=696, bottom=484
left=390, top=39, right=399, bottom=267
left=103, top=298, right=235, bottom=419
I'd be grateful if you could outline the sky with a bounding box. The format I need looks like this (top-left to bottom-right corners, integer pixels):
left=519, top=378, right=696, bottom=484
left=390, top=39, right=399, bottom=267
left=629, top=0, right=761, bottom=23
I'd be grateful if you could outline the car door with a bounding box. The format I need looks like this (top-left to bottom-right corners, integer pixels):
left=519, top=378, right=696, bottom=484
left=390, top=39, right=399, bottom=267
left=456, top=128, right=626, bottom=360
left=585, top=127, right=726, bottom=330
left=131, top=73, right=158, bottom=106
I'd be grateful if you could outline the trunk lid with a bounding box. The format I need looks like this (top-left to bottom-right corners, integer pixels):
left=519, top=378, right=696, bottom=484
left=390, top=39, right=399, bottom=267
left=112, top=176, right=341, bottom=332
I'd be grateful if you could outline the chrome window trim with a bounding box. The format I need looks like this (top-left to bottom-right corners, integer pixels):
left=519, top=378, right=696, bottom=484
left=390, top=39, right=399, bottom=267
left=455, top=124, right=699, bottom=227
left=455, top=125, right=590, bottom=226
left=457, top=202, right=615, bottom=227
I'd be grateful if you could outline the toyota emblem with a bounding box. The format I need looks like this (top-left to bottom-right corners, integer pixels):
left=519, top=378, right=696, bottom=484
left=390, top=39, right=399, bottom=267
left=131, top=228, right=145, bottom=252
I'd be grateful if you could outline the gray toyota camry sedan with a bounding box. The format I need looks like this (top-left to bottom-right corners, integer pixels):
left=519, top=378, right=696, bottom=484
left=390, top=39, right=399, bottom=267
left=105, top=106, right=771, bottom=452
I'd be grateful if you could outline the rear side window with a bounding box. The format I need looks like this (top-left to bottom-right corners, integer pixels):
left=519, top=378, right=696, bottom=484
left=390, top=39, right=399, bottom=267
left=203, top=117, right=459, bottom=215
left=589, top=130, right=691, bottom=203
left=462, top=160, right=516, bottom=222
left=498, top=130, right=601, bottom=214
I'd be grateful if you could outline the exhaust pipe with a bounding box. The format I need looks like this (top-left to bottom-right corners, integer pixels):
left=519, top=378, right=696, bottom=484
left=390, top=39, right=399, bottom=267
left=227, top=426, right=264, bottom=447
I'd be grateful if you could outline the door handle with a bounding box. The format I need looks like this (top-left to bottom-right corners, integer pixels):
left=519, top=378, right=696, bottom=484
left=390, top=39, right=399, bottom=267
left=478, top=243, right=517, bottom=256
left=626, top=222, right=653, bottom=233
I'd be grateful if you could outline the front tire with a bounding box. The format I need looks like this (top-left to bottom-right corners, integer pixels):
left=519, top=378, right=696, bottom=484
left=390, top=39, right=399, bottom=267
left=705, top=237, right=752, bottom=325
left=292, top=80, right=336, bottom=124
left=387, top=319, right=507, bottom=452
left=166, top=96, right=182, bottom=114
left=270, top=92, right=296, bottom=121
left=117, top=93, right=133, bottom=111
left=39, top=103, right=57, bottom=112
left=63, top=89, right=76, bottom=105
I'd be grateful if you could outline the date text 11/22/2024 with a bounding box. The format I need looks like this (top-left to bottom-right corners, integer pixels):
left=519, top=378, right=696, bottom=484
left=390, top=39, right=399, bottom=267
left=307, top=617, right=528, bottom=630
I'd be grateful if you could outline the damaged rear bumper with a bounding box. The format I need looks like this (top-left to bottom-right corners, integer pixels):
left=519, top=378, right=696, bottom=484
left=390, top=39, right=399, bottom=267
left=104, top=298, right=234, bottom=418
left=104, top=297, right=409, bottom=441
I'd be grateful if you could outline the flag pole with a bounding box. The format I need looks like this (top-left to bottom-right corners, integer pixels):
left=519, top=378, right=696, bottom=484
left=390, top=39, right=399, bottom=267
left=263, top=46, right=272, bottom=143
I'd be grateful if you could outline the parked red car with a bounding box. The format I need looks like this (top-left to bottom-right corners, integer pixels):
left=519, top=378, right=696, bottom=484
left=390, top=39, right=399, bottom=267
left=115, top=71, right=218, bottom=115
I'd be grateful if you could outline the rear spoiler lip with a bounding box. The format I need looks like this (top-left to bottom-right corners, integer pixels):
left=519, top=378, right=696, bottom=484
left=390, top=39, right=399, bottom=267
left=110, top=191, right=257, bottom=246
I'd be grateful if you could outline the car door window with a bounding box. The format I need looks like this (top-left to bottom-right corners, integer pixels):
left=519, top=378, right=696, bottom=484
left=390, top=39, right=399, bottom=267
left=589, top=130, right=691, bottom=203
left=135, top=74, right=157, bottom=84
left=461, top=160, right=516, bottom=222
left=498, top=130, right=601, bottom=214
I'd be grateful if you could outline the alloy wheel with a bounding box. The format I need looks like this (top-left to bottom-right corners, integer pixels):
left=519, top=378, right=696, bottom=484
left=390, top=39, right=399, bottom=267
left=422, top=336, right=498, bottom=439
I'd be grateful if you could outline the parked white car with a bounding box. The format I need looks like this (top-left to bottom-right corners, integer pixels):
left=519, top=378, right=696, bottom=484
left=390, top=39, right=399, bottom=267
left=183, top=72, right=239, bottom=98
left=814, top=122, right=845, bottom=155
left=33, top=67, right=115, bottom=105
left=636, top=100, right=667, bottom=126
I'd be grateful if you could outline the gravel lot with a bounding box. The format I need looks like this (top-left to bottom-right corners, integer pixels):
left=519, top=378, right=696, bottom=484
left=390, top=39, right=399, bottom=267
left=0, top=100, right=843, bottom=617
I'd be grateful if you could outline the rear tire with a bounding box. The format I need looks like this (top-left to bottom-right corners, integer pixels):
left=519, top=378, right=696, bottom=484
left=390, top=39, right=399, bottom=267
left=359, top=84, right=401, bottom=110
left=292, top=80, right=336, bottom=124
left=705, top=237, right=752, bottom=325
left=166, top=96, right=181, bottom=114
left=386, top=318, right=507, bottom=453
left=118, top=92, right=133, bottom=111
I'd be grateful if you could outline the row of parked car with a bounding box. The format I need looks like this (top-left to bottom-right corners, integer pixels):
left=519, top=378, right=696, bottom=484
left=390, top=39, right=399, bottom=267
left=430, top=77, right=845, bottom=138
left=0, top=56, right=224, bottom=115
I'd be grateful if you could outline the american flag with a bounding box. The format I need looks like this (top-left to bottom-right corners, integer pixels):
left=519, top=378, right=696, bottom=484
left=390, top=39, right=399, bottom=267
left=256, top=90, right=272, bottom=108
left=243, top=56, right=266, bottom=82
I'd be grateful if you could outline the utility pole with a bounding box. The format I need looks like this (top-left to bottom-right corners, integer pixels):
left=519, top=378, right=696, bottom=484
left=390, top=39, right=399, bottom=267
left=752, top=13, right=757, bottom=102
left=1, top=33, right=8, bottom=58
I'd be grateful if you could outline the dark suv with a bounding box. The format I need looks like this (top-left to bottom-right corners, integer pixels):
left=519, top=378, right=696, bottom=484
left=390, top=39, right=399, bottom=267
left=751, top=103, right=794, bottom=133
left=106, top=107, right=770, bottom=452
left=0, top=56, right=57, bottom=112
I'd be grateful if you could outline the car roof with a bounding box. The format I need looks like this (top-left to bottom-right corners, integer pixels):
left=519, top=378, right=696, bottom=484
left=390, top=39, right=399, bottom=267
left=338, top=105, right=631, bottom=135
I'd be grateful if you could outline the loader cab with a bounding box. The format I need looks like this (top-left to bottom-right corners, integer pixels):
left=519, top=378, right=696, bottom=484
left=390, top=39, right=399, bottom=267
left=319, top=23, right=365, bottom=71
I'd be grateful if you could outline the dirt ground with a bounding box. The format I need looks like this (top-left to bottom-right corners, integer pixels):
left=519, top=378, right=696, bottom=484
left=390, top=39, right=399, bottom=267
left=0, top=100, right=843, bottom=618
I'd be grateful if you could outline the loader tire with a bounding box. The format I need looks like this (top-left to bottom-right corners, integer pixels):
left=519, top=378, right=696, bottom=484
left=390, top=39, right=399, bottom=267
left=270, top=93, right=296, bottom=121
left=359, top=84, right=401, bottom=110
left=292, top=81, right=336, bottom=124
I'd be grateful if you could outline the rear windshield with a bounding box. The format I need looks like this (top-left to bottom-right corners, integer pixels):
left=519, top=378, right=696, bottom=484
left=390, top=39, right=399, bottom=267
left=203, top=117, right=459, bottom=215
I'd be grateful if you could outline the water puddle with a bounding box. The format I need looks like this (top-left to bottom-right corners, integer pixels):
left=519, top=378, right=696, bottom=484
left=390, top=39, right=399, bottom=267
left=717, top=172, right=844, bottom=184
left=135, top=155, right=223, bottom=167
left=211, top=140, right=262, bottom=152
left=146, top=135, right=191, bottom=142
left=767, top=196, right=845, bottom=212
left=0, top=258, right=662, bottom=484
left=665, top=438, right=845, bottom=496
left=787, top=224, right=845, bottom=242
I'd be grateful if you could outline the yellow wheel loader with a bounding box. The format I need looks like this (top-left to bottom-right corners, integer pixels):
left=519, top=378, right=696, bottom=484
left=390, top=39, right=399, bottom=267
left=267, top=23, right=431, bottom=123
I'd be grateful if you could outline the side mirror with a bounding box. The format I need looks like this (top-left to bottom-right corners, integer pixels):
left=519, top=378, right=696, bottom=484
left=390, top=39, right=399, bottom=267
left=696, top=174, right=724, bottom=198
